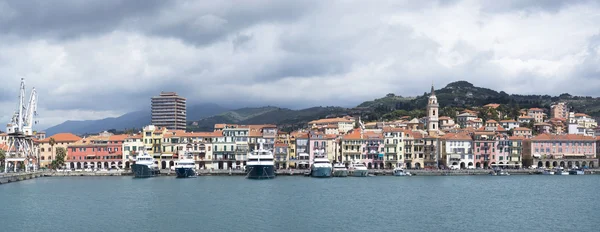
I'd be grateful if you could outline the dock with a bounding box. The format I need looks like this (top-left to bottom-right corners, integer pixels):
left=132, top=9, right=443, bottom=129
left=0, top=171, right=45, bottom=184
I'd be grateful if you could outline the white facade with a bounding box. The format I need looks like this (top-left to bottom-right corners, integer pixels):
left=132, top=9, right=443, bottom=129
left=500, top=120, right=520, bottom=131
left=457, top=113, right=477, bottom=128
left=122, top=137, right=144, bottom=165
left=445, top=140, right=474, bottom=169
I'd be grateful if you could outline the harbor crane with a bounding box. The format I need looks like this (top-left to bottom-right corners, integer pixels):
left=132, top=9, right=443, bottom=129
left=4, top=78, right=38, bottom=173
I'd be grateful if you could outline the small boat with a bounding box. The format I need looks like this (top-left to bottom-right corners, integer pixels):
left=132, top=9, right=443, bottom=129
left=131, top=150, right=160, bottom=178
left=542, top=169, right=555, bottom=175
left=175, top=153, right=196, bottom=178
left=332, top=163, right=348, bottom=177
left=393, top=167, right=411, bottom=176
left=348, top=161, right=368, bottom=177
left=568, top=168, right=584, bottom=175
left=554, top=167, right=569, bottom=175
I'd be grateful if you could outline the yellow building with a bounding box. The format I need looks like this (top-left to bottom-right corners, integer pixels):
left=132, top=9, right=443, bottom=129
left=383, top=127, right=405, bottom=169
left=142, top=125, right=167, bottom=168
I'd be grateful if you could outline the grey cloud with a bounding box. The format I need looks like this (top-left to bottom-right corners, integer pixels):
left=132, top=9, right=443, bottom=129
left=0, top=0, right=168, bottom=39
left=480, top=0, right=596, bottom=13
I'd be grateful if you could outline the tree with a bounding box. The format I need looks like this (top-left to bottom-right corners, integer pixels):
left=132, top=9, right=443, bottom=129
left=0, top=150, right=5, bottom=170
left=49, top=138, right=56, bottom=162
left=54, top=147, right=66, bottom=169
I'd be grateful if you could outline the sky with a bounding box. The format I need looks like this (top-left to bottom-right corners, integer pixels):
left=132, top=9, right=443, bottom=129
left=0, top=0, right=599, bottom=130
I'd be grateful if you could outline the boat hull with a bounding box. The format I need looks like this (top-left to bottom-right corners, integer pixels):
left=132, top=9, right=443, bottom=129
left=393, top=171, right=409, bottom=176
left=351, top=169, right=368, bottom=177
left=175, top=168, right=195, bottom=178
left=246, top=165, right=275, bottom=179
left=332, top=169, right=348, bottom=177
left=132, top=164, right=160, bottom=178
left=568, top=170, right=584, bottom=175
left=311, top=167, right=332, bottom=178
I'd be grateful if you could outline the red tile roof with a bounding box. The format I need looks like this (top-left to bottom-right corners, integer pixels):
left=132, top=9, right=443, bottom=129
left=531, top=134, right=596, bottom=141
left=441, top=132, right=472, bottom=141
left=39, top=133, right=82, bottom=143
left=513, top=127, right=531, bottom=131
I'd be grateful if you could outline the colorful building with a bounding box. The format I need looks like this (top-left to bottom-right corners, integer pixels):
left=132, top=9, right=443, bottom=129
left=442, top=132, right=473, bottom=169
left=38, top=133, right=81, bottom=168
left=530, top=134, right=596, bottom=169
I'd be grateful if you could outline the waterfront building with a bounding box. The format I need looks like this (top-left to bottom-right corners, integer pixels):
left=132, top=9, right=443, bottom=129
left=411, top=131, right=425, bottom=169
left=295, top=132, right=310, bottom=169
left=507, top=136, right=524, bottom=168
left=211, top=124, right=244, bottom=170
left=122, top=134, right=143, bottom=166
left=527, top=108, right=545, bottom=123
left=160, top=130, right=188, bottom=169
left=38, top=133, right=81, bottom=168
left=151, top=92, right=186, bottom=131
left=442, top=132, right=473, bottom=169
left=274, top=142, right=288, bottom=169
left=308, top=117, right=355, bottom=134
left=66, top=133, right=127, bottom=170
left=142, top=125, right=168, bottom=168
left=551, top=102, right=568, bottom=120
left=261, top=125, right=278, bottom=150
left=403, top=131, right=416, bottom=169
left=465, top=118, right=483, bottom=129
left=308, top=131, right=327, bottom=165
left=529, top=134, right=596, bottom=169
left=176, top=132, right=217, bottom=170
left=287, top=131, right=298, bottom=168
left=423, top=135, right=442, bottom=169
left=494, top=134, right=510, bottom=168
left=383, top=127, right=405, bottom=169
left=473, top=131, right=496, bottom=169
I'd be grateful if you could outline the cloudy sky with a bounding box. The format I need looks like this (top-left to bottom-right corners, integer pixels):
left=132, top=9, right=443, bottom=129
left=0, top=0, right=599, bottom=129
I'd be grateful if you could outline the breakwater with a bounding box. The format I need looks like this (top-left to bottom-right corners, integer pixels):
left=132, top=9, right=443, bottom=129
left=0, top=171, right=45, bottom=184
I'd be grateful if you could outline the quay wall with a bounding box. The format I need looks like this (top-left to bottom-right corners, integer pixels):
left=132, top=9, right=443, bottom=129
left=0, top=171, right=44, bottom=184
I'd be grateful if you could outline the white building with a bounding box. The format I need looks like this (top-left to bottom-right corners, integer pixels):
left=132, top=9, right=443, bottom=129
left=500, top=119, right=520, bottom=131
left=456, top=112, right=477, bottom=128
left=122, top=134, right=145, bottom=166
left=442, top=133, right=473, bottom=169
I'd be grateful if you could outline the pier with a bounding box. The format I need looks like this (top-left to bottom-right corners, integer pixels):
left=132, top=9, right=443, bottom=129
left=0, top=171, right=44, bottom=184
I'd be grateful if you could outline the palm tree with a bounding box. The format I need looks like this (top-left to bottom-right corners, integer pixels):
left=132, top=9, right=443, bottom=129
left=49, top=138, right=56, bottom=164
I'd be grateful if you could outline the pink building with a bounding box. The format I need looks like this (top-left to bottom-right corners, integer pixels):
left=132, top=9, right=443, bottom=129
left=531, top=134, right=597, bottom=168
left=308, top=131, right=327, bottom=164
left=473, top=131, right=497, bottom=169
left=363, top=131, right=384, bottom=169
left=494, top=134, right=510, bottom=167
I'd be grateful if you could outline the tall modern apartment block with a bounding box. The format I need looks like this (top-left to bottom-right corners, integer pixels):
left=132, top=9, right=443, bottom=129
left=151, top=92, right=186, bottom=130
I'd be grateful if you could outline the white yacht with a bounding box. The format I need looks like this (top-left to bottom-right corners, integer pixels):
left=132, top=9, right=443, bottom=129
left=348, top=161, right=368, bottom=177
left=393, top=167, right=411, bottom=176
left=175, top=152, right=196, bottom=178
left=311, top=153, right=332, bottom=178
left=332, top=163, right=348, bottom=177
left=132, top=150, right=160, bottom=178
left=245, top=143, right=275, bottom=179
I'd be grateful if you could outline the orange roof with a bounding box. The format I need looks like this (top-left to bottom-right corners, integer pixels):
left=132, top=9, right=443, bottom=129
left=39, top=133, right=82, bottom=143
left=0, top=133, right=7, bottom=136
left=495, top=125, right=506, bottom=132
left=514, top=127, right=531, bottom=131
left=500, top=119, right=517, bottom=123
left=214, top=124, right=227, bottom=129
left=163, top=130, right=187, bottom=138
left=108, top=134, right=129, bottom=141
left=127, top=134, right=143, bottom=139
left=531, top=134, right=596, bottom=141
left=487, top=120, right=498, bottom=123
left=574, top=113, right=589, bottom=117
left=184, top=132, right=220, bottom=137
left=296, top=133, right=309, bottom=139
left=438, top=116, right=451, bottom=120
left=441, top=132, right=472, bottom=141
left=509, top=135, right=527, bottom=140
left=342, top=129, right=362, bottom=140
left=363, top=131, right=383, bottom=139
left=529, top=108, right=543, bottom=112
left=0, top=144, right=8, bottom=151
left=274, top=142, right=288, bottom=148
